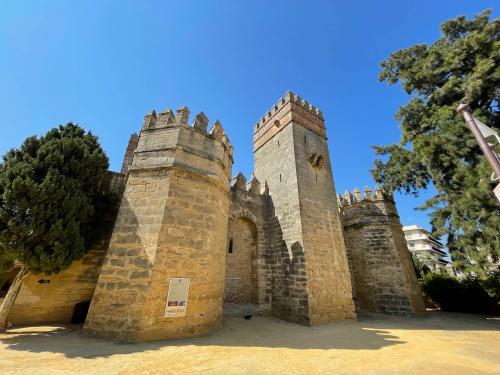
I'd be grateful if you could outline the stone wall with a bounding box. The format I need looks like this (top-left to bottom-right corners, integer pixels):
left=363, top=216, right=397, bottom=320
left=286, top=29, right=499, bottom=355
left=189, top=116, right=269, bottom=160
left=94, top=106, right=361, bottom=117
left=292, top=124, right=355, bottom=324
left=84, top=107, right=233, bottom=342
left=225, top=218, right=254, bottom=303
left=120, top=133, right=139, bottom=174
left=339, top=187, right=425, bottom=315
left=253, top=91, right=355, bottom=325
left=5, top=93, right=427, bottom=335
left=254, top=121, right=309, bottom=323
left=7, top=171, right=124, bottom=325
left=227, top=173, right=270, bottom=307
left=8, top=249, right=106, bottom=324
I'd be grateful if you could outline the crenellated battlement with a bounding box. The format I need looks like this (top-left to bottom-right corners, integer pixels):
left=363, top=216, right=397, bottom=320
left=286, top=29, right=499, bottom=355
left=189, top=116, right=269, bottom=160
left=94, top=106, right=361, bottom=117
left=338, top=185, right=400, bottom=229
left=140, top=106, right=233, bottom=160
left=337, top=186, right=394, bottom=208
left=254, top=90, right=323, bottom=131
left=15, top=93, right=426, bottom=340
left=253, top=91, right=327, bottom=152
left=230, top=172, right=266, bottom=196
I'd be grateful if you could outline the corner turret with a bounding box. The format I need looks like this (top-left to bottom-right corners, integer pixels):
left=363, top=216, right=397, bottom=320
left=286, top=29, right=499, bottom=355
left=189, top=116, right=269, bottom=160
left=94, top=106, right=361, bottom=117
left=339, top=185, right=425, bottom=316
left=84, top=105, right=233, bottom=342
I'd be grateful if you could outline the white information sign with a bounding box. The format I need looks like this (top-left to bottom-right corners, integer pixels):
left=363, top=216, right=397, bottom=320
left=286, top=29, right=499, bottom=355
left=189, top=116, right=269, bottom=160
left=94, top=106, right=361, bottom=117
left=165, top=277, right=190, bottom=317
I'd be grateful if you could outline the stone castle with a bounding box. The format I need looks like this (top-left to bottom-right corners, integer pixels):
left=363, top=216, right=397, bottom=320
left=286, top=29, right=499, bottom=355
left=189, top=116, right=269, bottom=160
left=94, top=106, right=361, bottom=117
left=5, top=91, right=424, bottom=342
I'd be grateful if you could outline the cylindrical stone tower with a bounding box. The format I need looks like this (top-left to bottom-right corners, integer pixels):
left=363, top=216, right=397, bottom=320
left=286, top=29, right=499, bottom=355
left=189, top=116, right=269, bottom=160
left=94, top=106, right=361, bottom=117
left=84, top=107, right=233, bottom=342
left=339, top=187, right=425, bottom=315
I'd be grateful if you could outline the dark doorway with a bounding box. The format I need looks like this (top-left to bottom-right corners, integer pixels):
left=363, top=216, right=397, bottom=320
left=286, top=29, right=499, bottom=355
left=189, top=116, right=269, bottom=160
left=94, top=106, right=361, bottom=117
left=0, top=267, right=21, bottom=298
left=0, top=281, right=11, bottom=298
left=72, top=301, right=91, bottom=324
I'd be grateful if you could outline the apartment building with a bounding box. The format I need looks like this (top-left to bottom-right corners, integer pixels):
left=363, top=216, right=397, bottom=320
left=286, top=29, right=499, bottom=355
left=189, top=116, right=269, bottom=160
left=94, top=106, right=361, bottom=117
left=403, top=225, right=450, bottom=272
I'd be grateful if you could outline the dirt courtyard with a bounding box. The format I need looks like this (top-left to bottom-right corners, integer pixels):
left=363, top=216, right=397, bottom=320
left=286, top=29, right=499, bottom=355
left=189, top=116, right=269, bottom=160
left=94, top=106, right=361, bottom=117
left=0, top=312, right=499, bottom=375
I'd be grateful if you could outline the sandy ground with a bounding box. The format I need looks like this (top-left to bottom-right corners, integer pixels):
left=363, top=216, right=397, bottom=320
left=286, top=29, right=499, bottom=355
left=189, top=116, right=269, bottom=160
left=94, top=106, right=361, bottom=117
left=0, top=312, right=499, bottom=375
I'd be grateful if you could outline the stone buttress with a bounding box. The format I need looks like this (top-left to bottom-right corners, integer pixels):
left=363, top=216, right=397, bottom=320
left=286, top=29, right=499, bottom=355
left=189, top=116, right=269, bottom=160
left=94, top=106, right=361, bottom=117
left=83, top=107, right=233, bottom=342
left=252, top=91, right=356, bottom=325
left=338, top=187, right=425, bottom=315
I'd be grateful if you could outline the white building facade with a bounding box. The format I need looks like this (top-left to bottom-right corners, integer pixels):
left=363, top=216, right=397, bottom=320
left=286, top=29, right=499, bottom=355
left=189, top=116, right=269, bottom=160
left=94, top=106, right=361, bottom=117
left=402, top=225, right=452, bottom=274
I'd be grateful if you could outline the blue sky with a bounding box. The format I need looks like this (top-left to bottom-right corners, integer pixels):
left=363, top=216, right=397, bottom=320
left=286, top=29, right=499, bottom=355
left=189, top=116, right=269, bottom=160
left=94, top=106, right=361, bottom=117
left=0, top=1, right=496, bottom=232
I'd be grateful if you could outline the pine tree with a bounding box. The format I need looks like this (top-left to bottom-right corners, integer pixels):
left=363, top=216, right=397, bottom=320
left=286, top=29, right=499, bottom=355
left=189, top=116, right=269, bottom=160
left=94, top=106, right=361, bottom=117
left=373, top=10, right=500, bottom=275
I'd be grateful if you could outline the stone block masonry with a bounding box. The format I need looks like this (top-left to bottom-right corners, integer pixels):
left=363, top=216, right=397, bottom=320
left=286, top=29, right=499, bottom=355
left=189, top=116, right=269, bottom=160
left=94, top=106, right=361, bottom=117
left=226, top=173, right=270, bottom=308
left=253, top=91, right=356, bottom=325
left=5, top=90, right=425, bottom=340
left=339, top=187, right=425, bottom=315
left=83, top=107, right=233, bottom=342
left=7, top=171, right=124, bottom=325
left=120, top=133, right=139, bottom=174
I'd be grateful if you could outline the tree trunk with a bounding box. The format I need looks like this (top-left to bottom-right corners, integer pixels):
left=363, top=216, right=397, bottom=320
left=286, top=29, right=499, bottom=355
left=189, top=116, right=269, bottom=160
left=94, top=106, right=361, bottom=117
left=0, top=265, right=28, bottom=331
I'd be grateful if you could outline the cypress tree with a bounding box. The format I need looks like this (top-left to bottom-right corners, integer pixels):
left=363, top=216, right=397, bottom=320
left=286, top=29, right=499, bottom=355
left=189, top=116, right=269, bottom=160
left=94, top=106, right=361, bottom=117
left=0, top=123, right=111, bottom=330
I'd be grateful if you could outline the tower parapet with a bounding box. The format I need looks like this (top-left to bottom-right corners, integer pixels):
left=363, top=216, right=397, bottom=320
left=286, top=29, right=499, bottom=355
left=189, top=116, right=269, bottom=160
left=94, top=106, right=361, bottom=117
left=131, top=106, right=233, bottom=182
left=230, top=172, right=266, bottom=196
left=84, top=106, right=233, bottom=342
left=337, top=186, right=393, bottom=209
left=339, top=186, right=425, bottom=316
left=253, top=91, right=326, bottom=152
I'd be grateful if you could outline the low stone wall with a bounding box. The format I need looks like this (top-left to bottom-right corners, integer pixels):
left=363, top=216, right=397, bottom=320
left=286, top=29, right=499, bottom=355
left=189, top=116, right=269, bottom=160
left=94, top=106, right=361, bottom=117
left=8, top=249, right=106, bottom=325
left=6, top=171, right=124, bottom=325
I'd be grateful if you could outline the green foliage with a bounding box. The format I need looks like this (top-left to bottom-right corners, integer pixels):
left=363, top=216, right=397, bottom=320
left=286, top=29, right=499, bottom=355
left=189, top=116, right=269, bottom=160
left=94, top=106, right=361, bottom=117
left=0, top=123, right=110, bottom=275
left=411, top=253, right=435, bottom=278
left=481, top=268, right=500, bottom=300
left=419, top=272, right=496, bottom=314
left=0, top=179, right=14, bottom=286
left=373, top=10, right=500, bottom=275
left=0, top=253, right=14, bottom=288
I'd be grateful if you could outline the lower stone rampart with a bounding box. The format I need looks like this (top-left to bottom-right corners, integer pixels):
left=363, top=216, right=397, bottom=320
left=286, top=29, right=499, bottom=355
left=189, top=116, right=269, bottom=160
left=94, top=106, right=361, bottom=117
left=6, top=172, right=124, bottom=325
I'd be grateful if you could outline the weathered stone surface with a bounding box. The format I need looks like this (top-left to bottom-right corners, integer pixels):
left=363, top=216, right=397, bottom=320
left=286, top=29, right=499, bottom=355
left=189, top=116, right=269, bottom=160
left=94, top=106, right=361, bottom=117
left=253, top=91, right=356, bottom=325
left=6, top=248, right=106, bottom=325
left=225, top=217, right=256, bottom=304
left=83, top=108, right=233, bottom=342
left=120, top=133, right=139, bottom=174
left=227, top=177, right=269, bottom=308
left=5, top=93, right=425, bottom=340
left=6, top=172, right=123, bottom=325
left=339, top=190, right=425, bottom=315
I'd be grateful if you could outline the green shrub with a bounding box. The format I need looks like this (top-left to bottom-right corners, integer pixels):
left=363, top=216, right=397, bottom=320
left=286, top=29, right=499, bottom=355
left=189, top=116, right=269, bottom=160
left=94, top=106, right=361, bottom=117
left=481, top=269, right=500, bottom=301
left=419, top=273, right=497, bottom=314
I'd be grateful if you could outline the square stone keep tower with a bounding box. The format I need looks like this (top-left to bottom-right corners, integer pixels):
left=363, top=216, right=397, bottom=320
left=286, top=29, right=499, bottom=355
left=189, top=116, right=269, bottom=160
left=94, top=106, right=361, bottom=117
left=84, top=107, right=233, bottom=342
left=253, top=91, right=356, bottom=324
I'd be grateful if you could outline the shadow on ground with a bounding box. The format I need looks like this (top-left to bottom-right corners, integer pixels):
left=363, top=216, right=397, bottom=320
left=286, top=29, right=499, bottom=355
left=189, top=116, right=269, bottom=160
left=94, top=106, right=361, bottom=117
left=0, top=311, right=498, bottom=359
